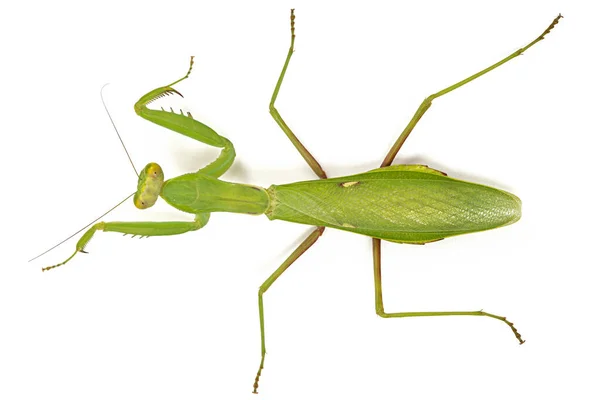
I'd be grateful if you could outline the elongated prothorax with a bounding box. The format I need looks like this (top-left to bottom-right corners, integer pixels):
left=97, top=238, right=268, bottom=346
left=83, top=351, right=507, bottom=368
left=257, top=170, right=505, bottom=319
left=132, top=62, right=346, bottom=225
left=161, top=173, right=269, bottom=215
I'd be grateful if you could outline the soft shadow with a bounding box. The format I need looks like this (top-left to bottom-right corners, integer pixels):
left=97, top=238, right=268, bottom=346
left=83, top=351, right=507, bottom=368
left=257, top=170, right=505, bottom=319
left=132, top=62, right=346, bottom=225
left=394, top=154, right=512, bottom=189
left=170, top=150, right=510, bottom=190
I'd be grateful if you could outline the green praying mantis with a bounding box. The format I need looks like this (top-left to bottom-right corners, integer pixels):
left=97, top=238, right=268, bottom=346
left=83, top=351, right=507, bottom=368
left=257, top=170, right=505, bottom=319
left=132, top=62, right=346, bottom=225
left=33, top=10, right=562, bottom=393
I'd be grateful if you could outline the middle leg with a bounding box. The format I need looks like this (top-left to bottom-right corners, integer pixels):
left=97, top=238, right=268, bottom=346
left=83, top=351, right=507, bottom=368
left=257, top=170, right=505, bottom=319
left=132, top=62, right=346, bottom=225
left=253, top=226, right=325, bottom=393
left=270, top=9, right=327, bottom=179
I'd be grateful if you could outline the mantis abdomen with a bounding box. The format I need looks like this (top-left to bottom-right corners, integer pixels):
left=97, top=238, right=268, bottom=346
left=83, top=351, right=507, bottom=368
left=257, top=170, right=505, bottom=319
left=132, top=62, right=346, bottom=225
left=266, top=165, right=521, bottom=244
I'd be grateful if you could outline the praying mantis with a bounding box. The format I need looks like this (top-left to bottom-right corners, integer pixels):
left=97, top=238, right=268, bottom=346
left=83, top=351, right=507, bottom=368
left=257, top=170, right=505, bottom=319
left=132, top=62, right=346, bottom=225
left=33, top=10, right=562, bottom=393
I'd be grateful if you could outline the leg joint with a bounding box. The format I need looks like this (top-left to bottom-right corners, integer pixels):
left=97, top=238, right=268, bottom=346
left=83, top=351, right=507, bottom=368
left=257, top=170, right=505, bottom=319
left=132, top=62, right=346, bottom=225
left=258, top=285, right=267, bottom=296
left=423, top=96, right=434, bottom=108
left=269, top=103, right=278, bottom=116
left=376, top=306, right=390, bottom=318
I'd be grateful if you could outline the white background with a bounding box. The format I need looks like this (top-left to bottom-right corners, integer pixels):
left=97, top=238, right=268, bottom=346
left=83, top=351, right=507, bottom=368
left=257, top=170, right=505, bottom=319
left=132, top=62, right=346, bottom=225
left=2, top=0, right=599, bottom=399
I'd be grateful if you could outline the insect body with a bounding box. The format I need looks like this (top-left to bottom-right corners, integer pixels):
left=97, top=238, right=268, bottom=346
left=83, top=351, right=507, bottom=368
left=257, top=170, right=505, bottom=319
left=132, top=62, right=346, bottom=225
left=37, top=10, right=561, bottom=393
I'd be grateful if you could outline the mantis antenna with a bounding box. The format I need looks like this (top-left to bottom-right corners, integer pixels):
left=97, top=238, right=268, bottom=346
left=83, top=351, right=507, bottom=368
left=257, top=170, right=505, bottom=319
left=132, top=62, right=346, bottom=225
left=101, top=83, right=139, bottom=178
left=28, top=193, right=135, bottom=263
left=28, top=83, right=140, bottom=262
left=29, top=84, right=141, bottom=263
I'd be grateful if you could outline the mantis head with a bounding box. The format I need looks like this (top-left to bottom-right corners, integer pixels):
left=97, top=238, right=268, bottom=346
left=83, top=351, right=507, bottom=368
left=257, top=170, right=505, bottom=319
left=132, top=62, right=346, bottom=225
left=134, top=162, right=164, bottom=209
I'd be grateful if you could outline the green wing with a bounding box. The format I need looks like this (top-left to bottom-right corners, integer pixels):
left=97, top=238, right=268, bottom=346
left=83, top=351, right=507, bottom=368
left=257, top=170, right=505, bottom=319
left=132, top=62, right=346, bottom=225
left=266, top=165, right=521, bottom=243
